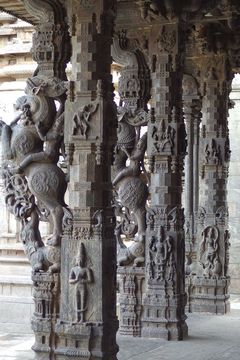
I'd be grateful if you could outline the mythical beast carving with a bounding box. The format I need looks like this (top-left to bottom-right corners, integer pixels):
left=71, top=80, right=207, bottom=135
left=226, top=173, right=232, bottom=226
left=113, top=108, right=149, bottom=266
left=1, top=76, right=70, bottom=272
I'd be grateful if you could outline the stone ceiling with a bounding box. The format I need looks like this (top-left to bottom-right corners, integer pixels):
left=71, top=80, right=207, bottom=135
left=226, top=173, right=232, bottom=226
left=0, top=1, right=36, bottom=25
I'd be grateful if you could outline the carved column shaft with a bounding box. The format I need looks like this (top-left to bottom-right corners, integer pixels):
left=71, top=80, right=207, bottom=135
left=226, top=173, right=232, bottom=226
left=192, top=55, right=232, bottom=314
left=193, top=111, right=201, bottom=226
left=142, top=22, right=188, bottom=340
left=183, top=97, right=202, bottom=273
left=56, top=1, right=118, bottom=359
left=112, top=32, right=150, bottom=337
left=184, top=104, right=194, bottom=242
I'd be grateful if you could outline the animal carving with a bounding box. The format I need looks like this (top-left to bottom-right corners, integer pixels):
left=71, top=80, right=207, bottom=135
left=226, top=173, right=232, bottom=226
left=117, top=236, right=145, bottom=266
left=113, top=108, right=148, bottom=266
left=21, top=209, right=60, bottom=273
left=1, top=79, right=67, bottom=247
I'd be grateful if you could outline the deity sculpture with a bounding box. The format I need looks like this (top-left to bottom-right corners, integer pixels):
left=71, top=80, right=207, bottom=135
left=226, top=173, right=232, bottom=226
left=148, top=226, right=175, bottom=282
left=199, top=226, right=222, bottom=278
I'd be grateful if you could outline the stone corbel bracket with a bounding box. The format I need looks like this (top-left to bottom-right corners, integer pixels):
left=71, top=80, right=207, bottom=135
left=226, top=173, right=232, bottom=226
left=112, top=33, right=151, bottom=111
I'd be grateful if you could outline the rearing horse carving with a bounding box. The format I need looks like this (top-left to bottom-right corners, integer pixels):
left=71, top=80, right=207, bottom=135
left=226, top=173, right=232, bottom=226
left=1, top=76, right=68, bottom=251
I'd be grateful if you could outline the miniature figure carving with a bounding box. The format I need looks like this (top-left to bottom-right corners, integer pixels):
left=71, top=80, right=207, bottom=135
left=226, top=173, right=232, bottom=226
left=152, top=119, right=175, bottom=154
left=73, top=102, right=98, bottom=138
left=148, top=227, right=175, bottom=281
left=69, top=243, right=93, bottom=323
left=205, top=139, right=221, bottom=165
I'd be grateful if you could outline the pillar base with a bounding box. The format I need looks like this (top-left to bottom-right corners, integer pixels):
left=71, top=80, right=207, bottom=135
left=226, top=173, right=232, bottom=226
left=118, top=266, right=145, bottom=337
left=191, top=276, right=230, bottom=314
left=55, top=320, right=119, bottom=360
left=141, top=287, right=188, bottom=340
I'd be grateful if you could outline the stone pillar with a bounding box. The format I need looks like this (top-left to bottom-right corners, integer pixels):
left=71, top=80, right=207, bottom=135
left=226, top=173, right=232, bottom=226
left=182, top=75, right=202, bottom=277
left=142, top=22, right=188, bottom=340
left=182, top=75, right=201, bottom=261
left=56, top=1, right=119, bottom=359
left=192, top=54, right=232, bottom=314
left=193, top=110, right=201, bottom=229
left=111, top=33, right=151, bottom=337
left=184, top=105, right=194, bottom=247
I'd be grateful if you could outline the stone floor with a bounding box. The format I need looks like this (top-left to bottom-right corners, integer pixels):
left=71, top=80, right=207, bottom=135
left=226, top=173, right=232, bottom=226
left=0, top=301, right=240, bottom=360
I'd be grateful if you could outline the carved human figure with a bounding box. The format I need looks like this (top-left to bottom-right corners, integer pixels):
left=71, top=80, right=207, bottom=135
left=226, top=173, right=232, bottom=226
left=1, top=83, right=67, bottom=247
left=148, top=227, right=174, bottom=281
left=152, top=119, right=175, bottom=154
left=69, top=243, right=93, bottom=323
left=224, top=230, right=231, bottom=277
left=199, top=226, right=221, bottom=277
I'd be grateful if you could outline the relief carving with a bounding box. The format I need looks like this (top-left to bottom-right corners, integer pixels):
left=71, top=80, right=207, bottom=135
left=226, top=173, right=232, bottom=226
left=152, top=119, right=175, bottom=154
left=69, top=243, right=93, bottom=323
left=157, top=26, right=176, bottom=53
left=148, top=226, right=175, bottom=282
left=72, top=102, right=99, bottom=138
left=205, top=139, right=222, bottom=165
left=224, top=230, right=230, bottom=277
left=199, top=226, right=222, bottom=278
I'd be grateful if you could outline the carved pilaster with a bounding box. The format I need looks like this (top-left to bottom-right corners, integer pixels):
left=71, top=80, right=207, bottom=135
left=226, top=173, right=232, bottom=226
left=142, top=21, right=188, bottom=340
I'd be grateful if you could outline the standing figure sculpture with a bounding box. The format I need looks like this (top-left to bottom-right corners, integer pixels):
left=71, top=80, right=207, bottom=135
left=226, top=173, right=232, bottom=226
left=199, top=226, right=222, bottom=278
left=69, top=243, right=93, bottom=323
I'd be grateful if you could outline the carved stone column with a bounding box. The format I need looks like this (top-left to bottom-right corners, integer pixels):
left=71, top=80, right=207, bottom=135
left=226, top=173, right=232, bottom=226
left=55, top=1, right=119, bottom=359
left=182, top=75, right=201, bottom=267
left=112, top=33, right=151, bottom=337
left=1, top=2, right=72, bottom=359
left=193, top=110, right=202, bottom=231
left=142, top=21, right=188, bottom=340
left=191, top=53, right=232, bottom=314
